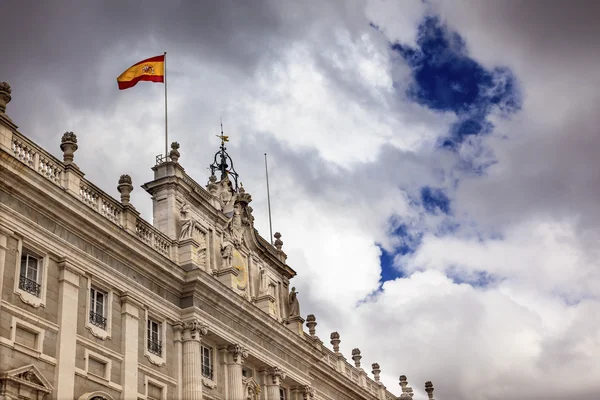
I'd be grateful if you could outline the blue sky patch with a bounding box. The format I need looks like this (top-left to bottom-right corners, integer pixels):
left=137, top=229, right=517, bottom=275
left=391, top=16, right=521, bottom=148
left=421, top=186, right=451, bottom=215
left=446, top=267, right=500, bottom=288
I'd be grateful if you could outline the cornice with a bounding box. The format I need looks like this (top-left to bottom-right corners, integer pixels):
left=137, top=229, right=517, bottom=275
left=182, top=274, right=323, bottom=371
left=311, top=362, right=380, bottom=400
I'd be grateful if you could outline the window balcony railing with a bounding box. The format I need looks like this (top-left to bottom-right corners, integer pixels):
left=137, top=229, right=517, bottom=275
left=89, top=311, right=107, bottom=330
left=19, top=275, right=41, bottom=297
left=202, top=365, right=213, bottom=380
left=147, top=338, right=162, bottom=356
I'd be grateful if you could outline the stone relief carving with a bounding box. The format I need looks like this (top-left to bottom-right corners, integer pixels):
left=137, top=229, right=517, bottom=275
left=221, top=243, right=233, bottom=269
left=217, top=175, right=236, bottom=213
left=196, top=230, right=207, bottom=269
left=258, top=265, right=268, bottom=295
left=179, top=202, right=195, bottom=240
left=243, top=376, right=261, bottom=400
left=229, top=204, right=244, bottom=245
left=1, top=364, right=53, bottom=397
left=288, top=287, right=300, bottom=317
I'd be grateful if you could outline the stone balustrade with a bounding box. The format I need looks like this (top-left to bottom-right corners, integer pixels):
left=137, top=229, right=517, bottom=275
left=135, top=218, right=172, bottom=257
left=12, top=132, right=64, bottom=186
left=8, top=130, right=173, bottom=260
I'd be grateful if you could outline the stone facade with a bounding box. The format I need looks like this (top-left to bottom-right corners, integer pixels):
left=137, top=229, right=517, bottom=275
left=0, top=82, right=436, bottom=400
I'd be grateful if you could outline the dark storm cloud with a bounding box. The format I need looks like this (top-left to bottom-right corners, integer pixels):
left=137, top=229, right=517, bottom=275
left=430, top=0, right=600, bottom=237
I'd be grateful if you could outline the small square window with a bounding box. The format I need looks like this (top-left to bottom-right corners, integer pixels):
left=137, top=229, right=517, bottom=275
left=280, top=388, right=287, bottom=400
left=89, top=287, right=108, bottom=330
left=19, top=251, right=41, bottom=297
left=147, top=382, right=163, bottom=400
left=147, top=319, right=162, bottom=356
left=201, top=345, right=213, bottom=380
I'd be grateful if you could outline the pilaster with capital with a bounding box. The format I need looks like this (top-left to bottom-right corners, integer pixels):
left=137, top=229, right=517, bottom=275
left=182, top=319, right=208, bottom=400
left=263, top=367, right=286, bottom=400
left=173, top=322, right=184, bottom=400
left=53, top=258, right=83, bottom=400
left=0, top=226, right=11, bottom=315
left=227, top=344, right=249, bottom=400
left=120, top=293, right=142, bottom=400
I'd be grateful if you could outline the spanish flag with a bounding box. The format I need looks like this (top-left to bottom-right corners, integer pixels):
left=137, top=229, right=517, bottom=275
left=117, top=55, right=165, bottom=90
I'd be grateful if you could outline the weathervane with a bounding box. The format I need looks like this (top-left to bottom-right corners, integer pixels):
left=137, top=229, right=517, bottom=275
left=209, top=119, right=239, bottom=190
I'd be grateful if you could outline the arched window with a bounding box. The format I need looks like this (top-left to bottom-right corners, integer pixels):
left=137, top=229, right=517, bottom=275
left=77, top=391, right=115, bottom=400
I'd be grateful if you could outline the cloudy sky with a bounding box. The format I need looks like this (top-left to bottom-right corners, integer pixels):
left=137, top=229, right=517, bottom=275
left=3, top=1, right=600, bottom=398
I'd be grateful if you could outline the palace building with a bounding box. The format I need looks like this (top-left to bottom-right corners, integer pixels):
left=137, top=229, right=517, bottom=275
left=0, top=81, right=436, bottom=400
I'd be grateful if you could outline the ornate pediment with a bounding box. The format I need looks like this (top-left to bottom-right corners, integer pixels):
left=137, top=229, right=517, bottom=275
left=0, top=364, right=53, bottom=396
left=243, top=376, right=261, bottom=400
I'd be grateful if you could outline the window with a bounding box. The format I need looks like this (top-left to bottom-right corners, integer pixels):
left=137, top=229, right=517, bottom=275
left=89, top=287, right=107, bottom=330
left=10, top=316, right=45, bottom=355
left=279, top=388, right=287, bottom=400
left=19, top=252, right=41, bottom=297
left=84, top=349, right=112, bottom=383
left=147, top=319, right=162, bottom=356
left=147, top=382, right=163, bottom=400
left=145, top=376, right=167, bottom=400
left=88, top=357, right=107, bottom=378
left=201, top=345, right=213, bottom=379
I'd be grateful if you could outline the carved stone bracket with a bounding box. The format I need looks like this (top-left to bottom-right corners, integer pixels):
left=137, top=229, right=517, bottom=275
left=185, top=319, right=209, bottom=335
left=144, top=352, right=166, bottom=367
left=302, top=385, right=315, bottom=400
left=268, top=366, right=286, bottom=384
left=180, top=319, right=209, bottom=342
left=227, top=344, right=249, bottom=364
left=202, top=377, right=217, bottom=389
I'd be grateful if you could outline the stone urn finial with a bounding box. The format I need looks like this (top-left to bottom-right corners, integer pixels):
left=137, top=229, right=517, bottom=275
left=60, top=131, right=78, bottom=164
left=399, top=375, right=409, bottom=398
left=274, top=232, right=283, bottom=250
left=372, top=363, right=381, bottom=382
left=207, top=173, right=218, bottom=195
left=425, top=381, right=434, bottom=399
left=306, top=314, right=317, bottom=336
left=117, top=174, right=133, bottom=205
left=351, top=348, right=362, bottom=368
left=330, top=331, right=340, bottom=353
left=0, top=82, right=11, bottom=114
left=169, top=141, right=180, bottom=162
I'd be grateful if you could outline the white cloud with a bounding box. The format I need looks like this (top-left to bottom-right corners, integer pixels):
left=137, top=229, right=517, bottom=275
left=3, top=1, right=600, bottom=399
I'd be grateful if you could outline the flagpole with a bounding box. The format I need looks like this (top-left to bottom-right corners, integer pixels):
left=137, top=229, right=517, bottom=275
left=264, top=153, right=274, bottom=245
left=164, top=51, right=168, bottom=160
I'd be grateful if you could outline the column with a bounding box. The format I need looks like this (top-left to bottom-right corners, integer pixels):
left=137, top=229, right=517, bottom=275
left=121, top=294, right=142, bottom=400
left=227, top=344, right=248, bottom=400
left=0, top=226, right=10, bottom=313
left=265, top=367, right=286, bottom=400
left=173, top=322, right=184, bottom=400
left=53, top=258, right=83, bottom=400
left=182, top=320, right=208, bottom=399
left=219, top=346, right=230, bottom=400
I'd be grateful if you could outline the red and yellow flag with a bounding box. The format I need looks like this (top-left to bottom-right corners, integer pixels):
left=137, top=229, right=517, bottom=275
left=117, top=55, right=165, bottom=90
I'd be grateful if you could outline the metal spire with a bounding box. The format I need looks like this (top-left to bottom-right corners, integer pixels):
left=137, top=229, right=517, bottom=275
left=210, top=120, right=239, bottom=190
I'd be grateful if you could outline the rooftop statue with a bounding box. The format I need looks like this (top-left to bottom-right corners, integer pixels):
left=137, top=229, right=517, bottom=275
left=289, top=287, right=300, bottom=317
